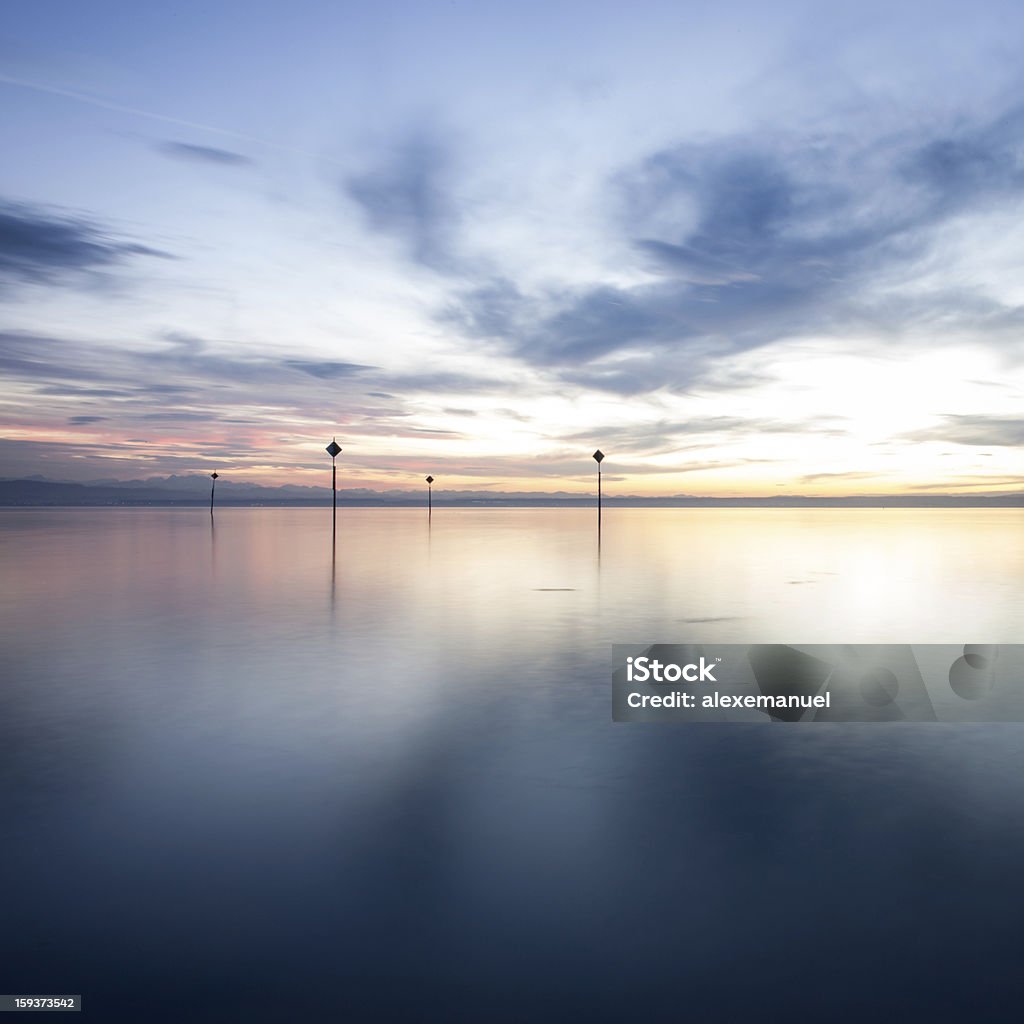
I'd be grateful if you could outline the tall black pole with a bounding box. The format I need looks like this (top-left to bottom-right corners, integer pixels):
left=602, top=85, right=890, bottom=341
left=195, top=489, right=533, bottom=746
left=210, top=471, right=218, bottom=516
left=426, top=475, right=434, bottom=518
left=593, top=450, right=605, bottom=533
left=326, top=438, right=342, bottom=541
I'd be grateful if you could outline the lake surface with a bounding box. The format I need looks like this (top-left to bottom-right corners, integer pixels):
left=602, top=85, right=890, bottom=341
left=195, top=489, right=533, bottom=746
left=2, top=507, right=1024, bottom=1021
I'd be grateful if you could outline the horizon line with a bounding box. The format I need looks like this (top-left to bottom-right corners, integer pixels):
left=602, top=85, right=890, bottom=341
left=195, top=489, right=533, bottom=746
left=2, top=476, right=1023, bottom=508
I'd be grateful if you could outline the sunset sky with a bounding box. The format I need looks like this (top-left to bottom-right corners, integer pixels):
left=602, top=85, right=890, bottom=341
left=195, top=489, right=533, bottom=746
left=2, top=0, right=1024, bottom=496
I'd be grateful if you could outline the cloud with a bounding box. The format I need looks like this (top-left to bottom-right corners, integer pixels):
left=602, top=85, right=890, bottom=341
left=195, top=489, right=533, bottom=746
left=0, top=200, right=170, bottom=287
left=0, top=331, right=117, bottom=385
left=138, top=411, right=214, bottom=422
left=798, top=470, right=878, bottom=483
left=36, top=386, right=129, bottom=398
left=557, top=416, right=843, bottom=455
left=344, top=132, right=458, bottom=271
left=158, top=141, right=254, bottom=166
left=376, top=369, right=512, bottom=394
left=443, top=103, right=1024, bottom=391
left=285, top=359, right=375, bottom=379
left=900, top=105, right=1024, bottom=211
left=0, top=436, right=221, bottom=479
left=910, top=415, right=1024, bottom=446
left=0, top=329, right=482, bottom=469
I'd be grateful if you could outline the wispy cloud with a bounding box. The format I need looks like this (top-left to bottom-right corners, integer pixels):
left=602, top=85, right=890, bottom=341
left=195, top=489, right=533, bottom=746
left=158, top=141, right=254, bottom=166
left=0, top=330, right=510, bottom=473
left=442, top=103, right=1024, bottom=392
left=557, top=416, right=848, bottom=455
left=285, top=359, right=375, bottom=379
left=0, top=200, right=170, bottom=288
left=0, top=330, right=384, bottom=422
left=798, top=470, right=879, bottom=483
left=909, top=415, right=1024, bottom=446
left=344, top=131, right=460, bottom=271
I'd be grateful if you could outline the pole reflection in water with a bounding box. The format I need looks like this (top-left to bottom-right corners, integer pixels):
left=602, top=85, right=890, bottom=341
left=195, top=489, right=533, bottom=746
left=209, top=509, right=217, bottom=577
left=330, top=528, right=337, bottom=612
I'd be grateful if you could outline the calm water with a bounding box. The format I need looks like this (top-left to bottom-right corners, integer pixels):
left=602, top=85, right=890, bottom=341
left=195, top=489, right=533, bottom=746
left=2, top=508, right=1024, bottom=1021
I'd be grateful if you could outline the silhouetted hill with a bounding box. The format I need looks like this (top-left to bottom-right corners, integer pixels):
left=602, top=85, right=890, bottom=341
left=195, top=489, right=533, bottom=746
left=1, top=477, right=1023, bottom=507
left=0, top=479, right=203, bottom=504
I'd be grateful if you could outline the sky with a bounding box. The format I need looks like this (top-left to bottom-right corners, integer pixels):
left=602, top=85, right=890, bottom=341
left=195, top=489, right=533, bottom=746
left=2, top=0, right=1024, bottom=496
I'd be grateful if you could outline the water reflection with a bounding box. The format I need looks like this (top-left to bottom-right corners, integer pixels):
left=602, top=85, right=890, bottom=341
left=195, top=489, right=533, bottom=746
left=1, top=507, right=1023, bottom=1020
left=209, top=510, right=217, bottom=578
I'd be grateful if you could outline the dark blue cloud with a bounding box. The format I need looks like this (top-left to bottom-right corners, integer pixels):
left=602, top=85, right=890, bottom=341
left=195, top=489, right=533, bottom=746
left=0, top=200, right=170, bottom=287
left=285, top=359, right=374, bottom=379
left=159, top=142, right=254, bottom=166
left=445, top=104, right=1024, bottom=392
left=345, top=134, right=458, bottom=271
left=901, top=105, right=1024, bottom=208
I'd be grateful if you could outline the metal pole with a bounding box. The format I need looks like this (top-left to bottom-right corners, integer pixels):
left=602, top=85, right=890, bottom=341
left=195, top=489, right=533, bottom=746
left=210, top=471, right=218, bottom=516
left=598, top=462, right=602, bottom=529
left=326, top=438, right=342, bottom=543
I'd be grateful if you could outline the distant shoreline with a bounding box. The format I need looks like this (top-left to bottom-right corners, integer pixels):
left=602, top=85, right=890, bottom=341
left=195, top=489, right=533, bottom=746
left=4, top=499, right=1023, bottom=510
left=2, top=478, right=1022, bottom=508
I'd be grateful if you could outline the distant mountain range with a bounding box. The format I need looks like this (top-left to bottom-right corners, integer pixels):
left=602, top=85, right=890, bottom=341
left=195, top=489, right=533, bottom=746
left=1, top=475, right=1023, bottom=507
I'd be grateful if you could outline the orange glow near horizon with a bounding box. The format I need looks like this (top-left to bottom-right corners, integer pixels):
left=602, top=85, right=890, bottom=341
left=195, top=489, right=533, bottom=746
left=2, top=333, right=1021, bottom=496
left=5, top=420, right=1018, bottom=496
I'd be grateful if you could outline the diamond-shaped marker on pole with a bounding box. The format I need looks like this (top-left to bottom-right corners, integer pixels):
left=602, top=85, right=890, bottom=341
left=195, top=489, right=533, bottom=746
left=326, top=440, right=342, bottom=457
left=211, top=472, right=219, bottom=480
left=425, top=475, right=434, bottom=484
left=593, top=449, right=604, bottom=463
